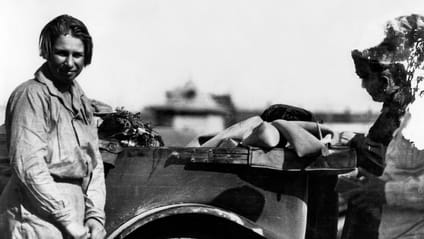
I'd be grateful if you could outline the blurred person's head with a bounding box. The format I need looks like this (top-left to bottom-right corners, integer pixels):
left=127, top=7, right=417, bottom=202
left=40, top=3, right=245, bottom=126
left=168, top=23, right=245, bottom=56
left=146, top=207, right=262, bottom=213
left=351, top=50, right=406, bottom=102
left=260, top=104, right=316, bottom=122
left=39, top=14, right=93, bottom=85
left=352, top=14, right=424, bottom=104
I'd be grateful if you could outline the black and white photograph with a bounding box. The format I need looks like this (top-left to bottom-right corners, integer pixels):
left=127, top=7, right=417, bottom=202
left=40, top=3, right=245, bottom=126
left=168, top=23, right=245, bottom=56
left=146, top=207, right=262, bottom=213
left=1, top=1, right=424, bottom=239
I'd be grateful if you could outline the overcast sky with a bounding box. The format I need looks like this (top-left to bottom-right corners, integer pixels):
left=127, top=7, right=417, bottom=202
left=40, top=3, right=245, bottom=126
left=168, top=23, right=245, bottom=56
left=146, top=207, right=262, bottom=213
left=1, top=0, right=423, bottom=117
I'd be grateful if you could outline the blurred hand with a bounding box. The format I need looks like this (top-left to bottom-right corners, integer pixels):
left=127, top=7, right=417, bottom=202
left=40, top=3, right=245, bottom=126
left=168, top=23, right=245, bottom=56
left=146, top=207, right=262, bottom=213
left=85, top=219, right=106, bottom=239
left=64, top=221, right=89, bottom=239
left=341, top=167, right=386, bottom=210
left=339, top=131, right=357, bottom=145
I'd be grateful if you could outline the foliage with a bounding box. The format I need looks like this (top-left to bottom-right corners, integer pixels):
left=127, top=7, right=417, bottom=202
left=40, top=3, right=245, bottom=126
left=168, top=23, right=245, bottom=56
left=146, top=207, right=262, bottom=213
left=98, top=107, right=164, bottom=147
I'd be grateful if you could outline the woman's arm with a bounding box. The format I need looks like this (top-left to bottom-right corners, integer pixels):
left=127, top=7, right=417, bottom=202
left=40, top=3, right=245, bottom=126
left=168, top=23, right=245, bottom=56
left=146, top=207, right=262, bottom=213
left=385, top=174, right=424, bottom=209
left=6, top=86, right=74, bottom=228
left=341, top=167, right=424, bottom=210
left=83, top=141, right=106, bottom=226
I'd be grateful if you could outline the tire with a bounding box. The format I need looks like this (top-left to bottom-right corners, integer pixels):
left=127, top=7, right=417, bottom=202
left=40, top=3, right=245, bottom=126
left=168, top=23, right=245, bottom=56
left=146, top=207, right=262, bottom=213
left=123, top=214, right=264, bottom=239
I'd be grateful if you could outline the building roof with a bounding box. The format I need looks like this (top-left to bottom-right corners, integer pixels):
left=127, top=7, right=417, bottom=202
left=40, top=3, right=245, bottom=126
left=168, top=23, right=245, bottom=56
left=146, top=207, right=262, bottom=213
left=149, top=81, right=228, bottom=115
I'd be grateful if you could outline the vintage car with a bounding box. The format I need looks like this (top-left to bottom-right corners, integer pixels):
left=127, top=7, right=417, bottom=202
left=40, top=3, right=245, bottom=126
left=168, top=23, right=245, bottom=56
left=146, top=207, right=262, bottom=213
left=104, top=145, right=356, bottom=239
left=0, top=124, right=356, bottom=239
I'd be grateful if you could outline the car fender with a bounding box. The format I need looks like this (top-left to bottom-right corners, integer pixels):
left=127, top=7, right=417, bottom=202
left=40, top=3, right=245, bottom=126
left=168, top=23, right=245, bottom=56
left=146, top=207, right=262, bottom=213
left=107, top=203, right=270, bottom=239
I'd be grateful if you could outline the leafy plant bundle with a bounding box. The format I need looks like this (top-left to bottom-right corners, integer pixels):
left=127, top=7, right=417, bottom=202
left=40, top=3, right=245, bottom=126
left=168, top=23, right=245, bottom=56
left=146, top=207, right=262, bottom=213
left=98, top=107, right=164, bottom=147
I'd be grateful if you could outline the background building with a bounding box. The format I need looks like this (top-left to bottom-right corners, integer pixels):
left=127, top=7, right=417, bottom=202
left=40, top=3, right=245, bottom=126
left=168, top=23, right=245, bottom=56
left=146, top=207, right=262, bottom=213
left=147, top=82, right=229, bottom=145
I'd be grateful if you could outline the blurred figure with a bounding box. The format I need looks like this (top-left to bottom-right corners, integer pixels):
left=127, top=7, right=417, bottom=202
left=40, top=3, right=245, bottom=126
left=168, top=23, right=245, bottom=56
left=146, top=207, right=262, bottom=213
left=341, top=14, right=424, bottom=239
left=340, top=17, right=414, bottom=239
left=0, top=15, right=106, bottom=239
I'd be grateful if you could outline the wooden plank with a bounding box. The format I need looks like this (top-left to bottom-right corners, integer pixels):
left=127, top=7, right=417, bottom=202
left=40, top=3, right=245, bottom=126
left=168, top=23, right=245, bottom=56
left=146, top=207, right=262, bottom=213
left=121, top=146, right=356, bottom=174
left=166, top=146, right=249, bottom=164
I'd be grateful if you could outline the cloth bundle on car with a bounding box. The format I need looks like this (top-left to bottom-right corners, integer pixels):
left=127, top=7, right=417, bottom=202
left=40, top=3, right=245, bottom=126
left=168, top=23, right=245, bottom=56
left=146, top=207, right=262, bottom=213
left=270, top=120, right=330, bottom=157
left=199, top=104, right=332, bottom=158
left=261, top=104, right=331, bottom=157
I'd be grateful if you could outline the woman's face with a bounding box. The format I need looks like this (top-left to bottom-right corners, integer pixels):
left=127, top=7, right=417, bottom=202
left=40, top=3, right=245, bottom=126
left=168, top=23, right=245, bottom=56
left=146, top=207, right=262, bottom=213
left=47, top=34, right=85, bottom=85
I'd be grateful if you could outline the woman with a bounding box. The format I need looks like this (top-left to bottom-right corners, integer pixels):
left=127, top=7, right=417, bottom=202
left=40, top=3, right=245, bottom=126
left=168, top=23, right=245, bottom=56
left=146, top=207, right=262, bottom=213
left=342, top=14, right=424, bottom=239
left=341, top=19, right=414, bottom=239
left=0, top=15, right=106, bottom=239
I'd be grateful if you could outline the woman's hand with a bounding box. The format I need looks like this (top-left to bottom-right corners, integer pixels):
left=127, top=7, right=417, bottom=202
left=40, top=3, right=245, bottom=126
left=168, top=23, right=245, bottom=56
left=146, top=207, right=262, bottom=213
left=341, top=167, right=386, bottom=210
left=85, top=218, right=106, bottom=239
left=64, top=221, right=90, bottom=239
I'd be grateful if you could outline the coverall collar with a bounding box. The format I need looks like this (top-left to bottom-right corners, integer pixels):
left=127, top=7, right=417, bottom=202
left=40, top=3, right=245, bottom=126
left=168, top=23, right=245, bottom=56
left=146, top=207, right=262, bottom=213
left=34, top=63, right=87, bottom=115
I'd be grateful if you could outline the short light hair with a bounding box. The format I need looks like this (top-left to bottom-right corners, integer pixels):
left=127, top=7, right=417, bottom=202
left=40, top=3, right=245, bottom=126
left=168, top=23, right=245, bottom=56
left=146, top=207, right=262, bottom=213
left=39, top=14, right=93, bottom=66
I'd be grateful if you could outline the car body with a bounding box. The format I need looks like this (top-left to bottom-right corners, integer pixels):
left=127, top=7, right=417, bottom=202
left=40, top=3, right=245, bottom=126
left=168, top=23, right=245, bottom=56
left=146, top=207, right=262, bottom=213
left=104, top=146, right=356, bottom=239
